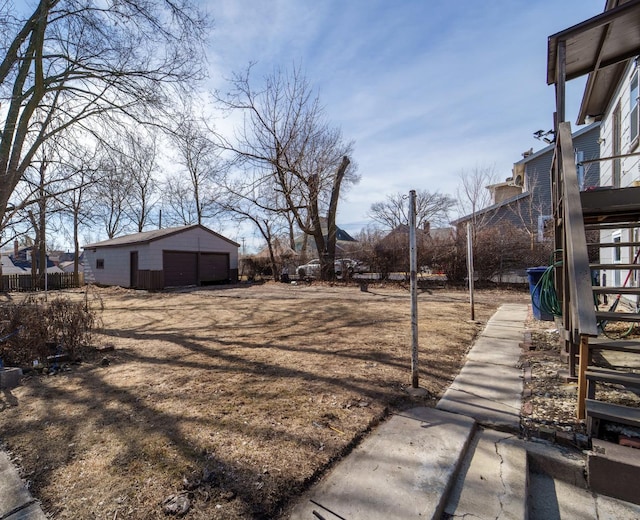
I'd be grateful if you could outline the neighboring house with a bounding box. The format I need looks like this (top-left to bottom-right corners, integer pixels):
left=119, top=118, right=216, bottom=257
left=50, top=251, right=84, bottom=273
left=1, top=254, right=26, bottom=275
left=292, top=218, right=358, bottom=258
left=83, top=225, right=239, bottom=289
left=49, top=251, right=78, bottom=266
left=452, top=122, right=601, bottom=241
left=58, top=261, right=77, bottom=273
left=7, top=246, right=62, bottom=274
left=253, top=237, right=299, bottom=261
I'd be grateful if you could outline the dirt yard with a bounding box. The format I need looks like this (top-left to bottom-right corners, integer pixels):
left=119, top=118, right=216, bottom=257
left=0, top=283, right=528, bottom=519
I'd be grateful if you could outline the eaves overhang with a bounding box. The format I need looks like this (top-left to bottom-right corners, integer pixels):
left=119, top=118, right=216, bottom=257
left=547, top=0, right=640, bottom=124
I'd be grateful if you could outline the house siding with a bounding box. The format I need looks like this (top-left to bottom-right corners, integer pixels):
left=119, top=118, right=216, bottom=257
left=84, top=246, right=138, bottom=287
left=599, top=61, right=640, bottom=189
left=596, top=59, right=640, bottom=298
left=574, top=127, right=601, bottom=189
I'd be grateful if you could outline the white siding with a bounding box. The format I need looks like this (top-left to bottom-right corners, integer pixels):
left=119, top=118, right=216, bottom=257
left=597, top=59, right=640, bottom=300
left=599, top=61, right=640, bottom=188
left=84, top=246, right=136, bottom=287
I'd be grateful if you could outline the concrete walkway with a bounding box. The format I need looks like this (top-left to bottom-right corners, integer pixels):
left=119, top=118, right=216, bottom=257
left=288, top=303, right=529, bottom=519
left=436, top=303, right=528, bottom=431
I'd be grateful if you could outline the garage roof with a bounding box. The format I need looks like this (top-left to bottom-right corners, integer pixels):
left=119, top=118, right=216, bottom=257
left=547, top=0, right=640, bottom=124
left=84, top=224, right=240, bottom=249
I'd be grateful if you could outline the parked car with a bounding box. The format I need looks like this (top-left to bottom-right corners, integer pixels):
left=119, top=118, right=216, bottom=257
left=335, top=258, right=369, bottom=274
left=296, top=258, right=366, bottom=278
left=297, top=259, right=321, bottom=278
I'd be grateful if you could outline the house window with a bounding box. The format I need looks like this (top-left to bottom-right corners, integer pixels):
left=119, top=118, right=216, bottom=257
left=631, top=69, right=639, bottom=144
left=96, top=259, right=105, bottom=269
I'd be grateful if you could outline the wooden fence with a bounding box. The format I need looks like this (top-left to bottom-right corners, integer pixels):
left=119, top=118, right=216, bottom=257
left=136, top=270, right=164, bottom=290
left=1, top=272, right=84, bottom=292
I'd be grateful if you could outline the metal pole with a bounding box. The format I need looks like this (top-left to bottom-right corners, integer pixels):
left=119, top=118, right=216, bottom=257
left=409, top=190, right=419, bottom=388
left=467, top=222, right=475, bottom=321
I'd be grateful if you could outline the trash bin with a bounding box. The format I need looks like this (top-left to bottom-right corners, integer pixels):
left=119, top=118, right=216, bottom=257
left=526, top=267, right=554, bottom=321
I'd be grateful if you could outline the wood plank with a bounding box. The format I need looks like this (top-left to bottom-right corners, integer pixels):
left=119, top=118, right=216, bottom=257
left=591, top=264, right=640, bottom=269
left=589, top=241, right=640, bottom=248
left=585, top=399, right=640, bottom=428
left=585, top=367, right=640, bottom=389
left=592, top=287, right=640, bottom=294
left=578, top=336, right=590, bottom=420
left=596, top=311, right=640, bottom=322
left=584, top=222, right=639, bottom=230
left=581, top=185, right=640, bottom=219
left=589, top=338, right=640, bottom=354
left=558, top=123, right=598, bottom=338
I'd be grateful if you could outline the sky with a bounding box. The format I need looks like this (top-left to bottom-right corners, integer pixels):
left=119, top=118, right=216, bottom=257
left=199, top=0, right=606, bottom=247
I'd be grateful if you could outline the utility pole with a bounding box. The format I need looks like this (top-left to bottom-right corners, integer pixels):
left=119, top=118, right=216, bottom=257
left=467, top=222, right=475, bottom=321
left=409, top=190, right=419, bottom=388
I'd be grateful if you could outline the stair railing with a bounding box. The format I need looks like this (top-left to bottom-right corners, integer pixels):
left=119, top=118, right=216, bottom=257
left=552, top=122, right=598, bottom=418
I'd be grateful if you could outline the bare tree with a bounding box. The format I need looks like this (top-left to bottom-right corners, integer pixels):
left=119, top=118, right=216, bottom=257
left=0, top=0, right=207, bottom=234
left=55, top=145, right=101, bottom=279
left=218, top=65, right=358, bottom=280
left=167, top=115, right=224, bottom=226
left=119, top=131, right=161, bottom=232
left=219, top=166, right=291, bottom=281
left=455, top=165, right=500, bottom=241
left=369, top=190, right=455, bottom=230
left=92, top=158, right=133, bottom=239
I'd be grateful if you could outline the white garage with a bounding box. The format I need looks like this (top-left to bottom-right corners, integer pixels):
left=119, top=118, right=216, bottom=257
left=83, top=225, right=240, bottom=289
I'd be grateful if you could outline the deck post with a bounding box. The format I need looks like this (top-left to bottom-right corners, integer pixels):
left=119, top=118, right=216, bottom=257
left=577, top=335, right=590, bottom=419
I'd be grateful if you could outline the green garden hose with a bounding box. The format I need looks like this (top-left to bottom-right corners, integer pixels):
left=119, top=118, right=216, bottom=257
left=535, top=258, right=562, bottom=317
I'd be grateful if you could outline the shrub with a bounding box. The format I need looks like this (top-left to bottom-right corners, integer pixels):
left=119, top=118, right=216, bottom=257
left=0, top=296, right=100, bottom=366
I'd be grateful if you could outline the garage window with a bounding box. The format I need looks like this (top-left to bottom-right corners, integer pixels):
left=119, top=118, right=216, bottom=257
left=96, top=259, right=105, bottom=269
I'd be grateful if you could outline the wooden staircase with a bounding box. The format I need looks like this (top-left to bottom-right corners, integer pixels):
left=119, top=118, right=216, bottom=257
left=583, top=192, right=640, bottom=440
left=552, top=123, right=640, bottom=444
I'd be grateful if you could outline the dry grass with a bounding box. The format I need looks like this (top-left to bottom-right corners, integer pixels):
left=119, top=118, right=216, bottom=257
left=0, top=283, right=527, bottom=519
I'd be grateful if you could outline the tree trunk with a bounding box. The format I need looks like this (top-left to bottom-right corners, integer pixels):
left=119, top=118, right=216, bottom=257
left=325, top=156, right=350, bottom=277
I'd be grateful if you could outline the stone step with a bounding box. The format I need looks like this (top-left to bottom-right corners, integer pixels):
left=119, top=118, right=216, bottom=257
left=444, top=428, right=528, bottom=520
left=287, top=407, right=476, bottom=520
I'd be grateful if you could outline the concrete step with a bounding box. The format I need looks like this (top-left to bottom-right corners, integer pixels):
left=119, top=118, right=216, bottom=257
left=528, top=471, right=640, bottom=519
left=588, top=438, right=640, bottom=505
left=443, top=428, right=528, bottom=520
left=287, top=407, right=476, bottom=520
left=526, top=438, right=640, bottom=519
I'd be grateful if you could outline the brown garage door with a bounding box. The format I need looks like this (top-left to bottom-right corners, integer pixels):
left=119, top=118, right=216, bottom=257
left=199, top=253, right=229, bottom=283
left=163, top=251, right=198, bottom=287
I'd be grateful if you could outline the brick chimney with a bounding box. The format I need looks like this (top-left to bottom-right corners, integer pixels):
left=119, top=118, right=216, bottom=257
left=423, top=221, right=431, bottom=234
left=13, top=240, right=18, bottom=258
